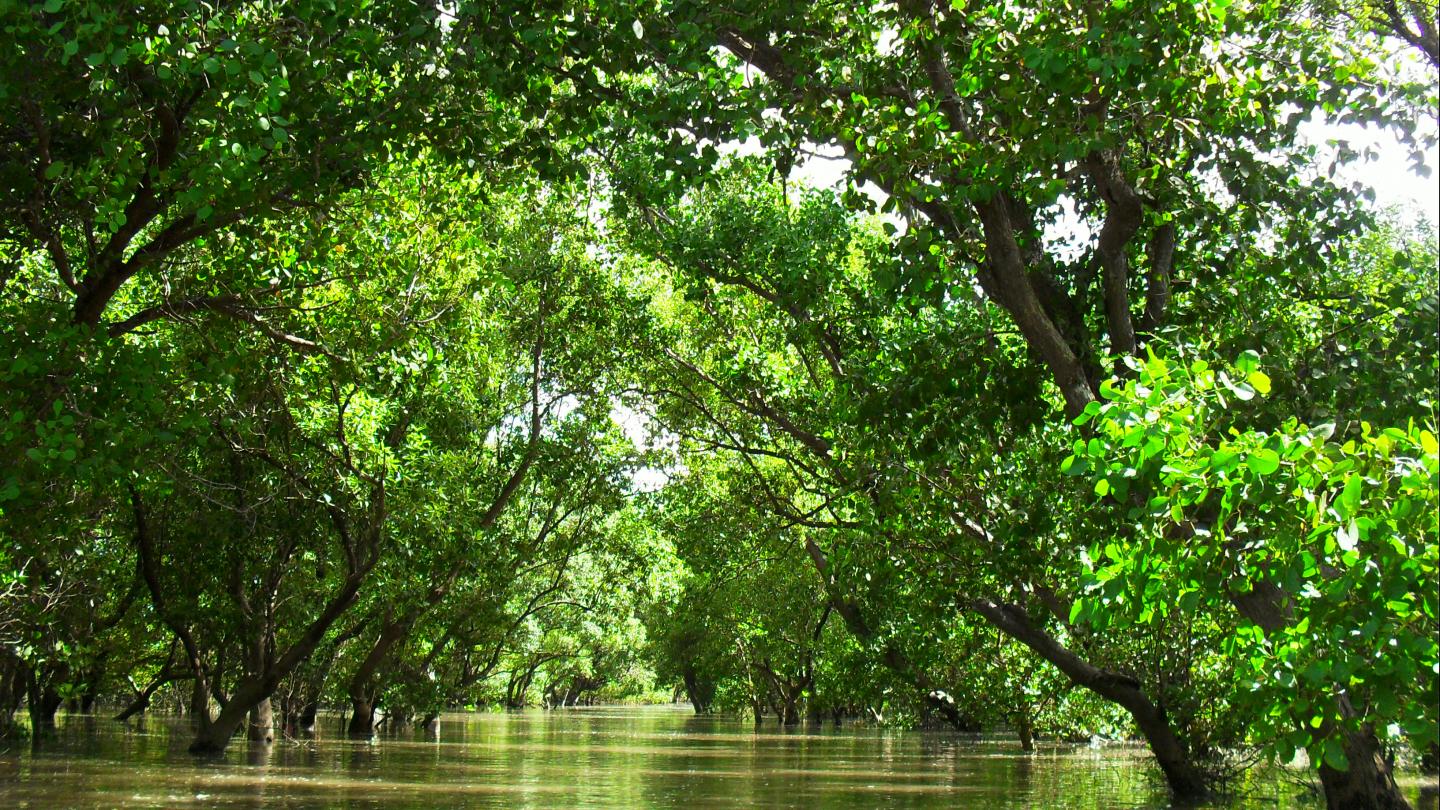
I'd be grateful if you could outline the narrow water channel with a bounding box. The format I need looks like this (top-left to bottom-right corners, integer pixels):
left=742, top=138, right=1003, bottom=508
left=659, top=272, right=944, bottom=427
left=1, top=705, right=1435, bottom=808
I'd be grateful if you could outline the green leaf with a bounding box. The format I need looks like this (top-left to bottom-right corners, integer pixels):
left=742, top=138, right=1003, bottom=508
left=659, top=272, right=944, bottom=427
left=1322, top=739, right=1350, bottom=772
left=1337, top=475, right=1362, bottom=518
left=1246, top=449, right=1280, bottom=476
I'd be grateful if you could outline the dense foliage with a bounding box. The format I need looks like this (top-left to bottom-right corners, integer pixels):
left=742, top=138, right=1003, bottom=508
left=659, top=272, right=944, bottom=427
left=1, top=1, right=1435, bottom=808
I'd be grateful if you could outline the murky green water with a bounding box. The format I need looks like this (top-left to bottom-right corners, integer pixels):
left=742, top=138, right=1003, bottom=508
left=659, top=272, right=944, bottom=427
left=1, top=706, right=1435, bottom=808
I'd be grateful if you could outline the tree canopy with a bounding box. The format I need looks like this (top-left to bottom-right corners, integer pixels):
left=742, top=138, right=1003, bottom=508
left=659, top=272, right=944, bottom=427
left=1, top=2, right=1435, bottom=808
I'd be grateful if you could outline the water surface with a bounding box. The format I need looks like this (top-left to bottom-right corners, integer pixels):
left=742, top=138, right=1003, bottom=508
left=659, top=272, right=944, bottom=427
left=1, top=705, right=1435, bottom=808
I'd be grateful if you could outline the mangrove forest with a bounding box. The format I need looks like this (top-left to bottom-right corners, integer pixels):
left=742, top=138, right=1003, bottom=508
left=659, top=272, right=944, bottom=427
left=0, top=0, right=1437, bottom=807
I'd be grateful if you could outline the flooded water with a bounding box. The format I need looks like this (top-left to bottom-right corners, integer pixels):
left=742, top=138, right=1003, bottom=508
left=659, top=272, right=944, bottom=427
left=1, top=705, right=1435, bottom=808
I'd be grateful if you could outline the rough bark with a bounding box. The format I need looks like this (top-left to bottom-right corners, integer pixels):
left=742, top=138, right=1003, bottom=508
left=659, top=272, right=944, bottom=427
left=1370, top=0, right=1440, bottom=66
left=1138, top=222, right=1176, bottom=339
left=973, top=199, right=1099, bottom=418
left=190, top=679, right=265, bottom=754
left=188, top=676, right=212, bottom=728
left=1085, top=150, right=1145, bottom=359
left=1318, top=723, right=1411, bottom=810
left=780, top=697, right=801, bottom=726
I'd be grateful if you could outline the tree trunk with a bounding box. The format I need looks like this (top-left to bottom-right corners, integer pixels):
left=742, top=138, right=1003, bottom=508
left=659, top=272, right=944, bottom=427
left=780, top=696, right=801, bottom=726
left=1234, top=586, right=1411, bottom=810
left=189, top=676, right=212, bottom=728
left=189, top=678, right=267, bottom=754
left=1017, top=707, right=1035, bottom=753
left=280, top=700, right=317, bottom=736
left=0, top=653, right=24, bottom=737
left=681, top=666, right=715, bottom=714
left=115, top=672, right=181, bottom=722
left=970, top=598, right=1208, bottom=801
left=386, top=707, right=411, bottom=732
left=247, top=697, right=274, bottom=744
left=190, top=711, right=242, bottom=754
left=346, top=617, right=407, bottom=737
left=187, top=572, right=371, bottom=754
left=27, top=682, right=62, bottom=728
left=298, top=701, right=318, bottom=735
left=348, top=697, right=376, bottom=737
left=1317, top=725, right=1412, bottom=810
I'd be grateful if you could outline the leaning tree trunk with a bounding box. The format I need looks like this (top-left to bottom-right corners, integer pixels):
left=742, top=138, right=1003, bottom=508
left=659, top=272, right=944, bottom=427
left=291, top=701, right=319, bottom=736
left=115, top=670, right=183, bottom=722
left=347, top=615, right=411, bottom=737
left=188, top=676, right=213, bottom=728
left=190, top=677, right=277, bottom=754
left=186, top=563, right=372, bottom=754
left=970, top=598, right=1209, bottom=801
left=190, top=692, right=250, bottom=753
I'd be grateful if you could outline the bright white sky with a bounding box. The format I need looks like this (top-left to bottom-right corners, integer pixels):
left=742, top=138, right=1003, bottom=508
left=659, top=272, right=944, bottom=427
left=1311, top=118, right=1439, bottom=225
left=789, top=120, right=1439, bottom=228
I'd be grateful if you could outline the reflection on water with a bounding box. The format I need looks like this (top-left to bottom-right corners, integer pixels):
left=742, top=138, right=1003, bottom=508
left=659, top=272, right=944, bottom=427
left=0, top=706, right=1435, bottom=808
